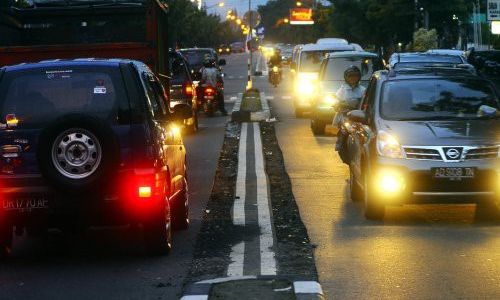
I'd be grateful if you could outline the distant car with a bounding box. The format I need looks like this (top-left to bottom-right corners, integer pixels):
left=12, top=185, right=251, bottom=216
left=347, top=67, right=500, bottom=220
left=230, top=42, right=245, bottom=53
left=0, top=59, right=190, bottom=256
left=310, top=51, right=380, bottom=135
left=169, top=50, right=199, bottom=133
left=217, top=44, right=231, bottom=55
left=316, top=38, right=349, bottom=45
left=388, top=52, right=469, bottom=70
left=292, top=43, right=359, bottom=117
left=427, top=49, right=466, bottom=59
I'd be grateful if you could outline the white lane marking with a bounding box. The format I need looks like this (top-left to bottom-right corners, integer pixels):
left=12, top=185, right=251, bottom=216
left=198, top=275, right=257, bottom=284
left=282, top=95, right=292, bottom=100
left=265, top=95, right=274, bottom=100
left=230, top=96, right=238, bottom=101
left=233, top=122, right=247, bottom=226
left=253, top=123, right=276, bottom=276
left=232, top=92, right=243, bottom=113
left=293, top=281, right=324, bottom=295
left=238, top=76, right=244, bottom=79
left=228, top=76, right=235, bottom=79
left=227, top=242, right=245, bottom=277
left=180, top=296, right=208, bottom=300
left=259, top=92, right=270, bottom=113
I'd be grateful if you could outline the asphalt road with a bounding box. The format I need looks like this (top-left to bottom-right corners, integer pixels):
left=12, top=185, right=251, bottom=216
left=253, top=66, right=500, bottom=299
left=0, top=53, right=247, bottom=300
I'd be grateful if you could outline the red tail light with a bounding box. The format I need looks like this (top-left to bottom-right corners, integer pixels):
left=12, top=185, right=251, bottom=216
left=205, top=87, right=215, bottom=96
left=183, top=83, right=194, bottom=98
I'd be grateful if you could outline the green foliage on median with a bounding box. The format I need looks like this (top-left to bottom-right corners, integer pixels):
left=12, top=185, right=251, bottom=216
left=240, top=90, right=262, bottom=112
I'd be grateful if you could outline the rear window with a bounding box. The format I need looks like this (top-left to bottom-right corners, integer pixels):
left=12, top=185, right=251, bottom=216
left=180, top=50, right=215, bottom=68
left=323, top=57, right=375, bottom=81
left=0, top=66, right=128, bottom=128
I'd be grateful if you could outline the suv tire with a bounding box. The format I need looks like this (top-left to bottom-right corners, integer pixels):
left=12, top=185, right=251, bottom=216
left=171, top=179, right=189, bottom=230
left=364, top=172, right=385, bottom=220
left=37, top=114, right=119, bottom=193
left=143, top=206, right=172, bottom=255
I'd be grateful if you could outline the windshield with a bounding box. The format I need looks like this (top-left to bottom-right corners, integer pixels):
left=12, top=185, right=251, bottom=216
left=1, top=2, right=147, bottom=46
left=180, top=50, right=216, bottom=69
left=323, top=57, right=375, bottom=81
left=299, top=51, right=331, bottom=72
left=380, top=79, right=499, bottom=121
left=0, top=66, right=127, bottom=128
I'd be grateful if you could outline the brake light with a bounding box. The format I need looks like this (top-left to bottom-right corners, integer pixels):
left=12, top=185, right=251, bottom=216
left=138, top=186, right=152, bottom=198
left=183, top=83, right=194, bottom=98
left=205, top=87, right=215, bottom=96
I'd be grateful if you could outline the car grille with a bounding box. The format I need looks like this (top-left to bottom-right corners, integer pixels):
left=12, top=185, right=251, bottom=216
left=403, top=146, right=499, bottom=161
left=403, top=147, right=441, bottom=160
left=464, top=146, right=499, bottom=160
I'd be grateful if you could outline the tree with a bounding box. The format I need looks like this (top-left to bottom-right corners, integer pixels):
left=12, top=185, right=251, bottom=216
left=412, top=28, right=438, bottom=51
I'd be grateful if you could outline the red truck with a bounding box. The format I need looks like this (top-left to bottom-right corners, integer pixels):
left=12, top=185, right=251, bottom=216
left=0, top=0, right=169, bottom=76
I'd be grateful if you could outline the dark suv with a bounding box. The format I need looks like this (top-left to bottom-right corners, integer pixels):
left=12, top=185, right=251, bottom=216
left=347, top=68, right=500, bottom=220
left=0, top=59, right=189, bottom=256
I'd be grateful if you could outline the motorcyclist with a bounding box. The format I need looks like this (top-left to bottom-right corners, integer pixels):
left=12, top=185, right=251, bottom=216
left=268, top=49, right=282, bottom=82
left=201, top=57, right=227, bottom=115
left=334, top=66, right=366, bottom=162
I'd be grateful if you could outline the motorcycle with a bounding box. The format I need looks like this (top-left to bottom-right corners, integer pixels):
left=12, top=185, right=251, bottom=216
left=200, top=83, right=223, bottom=117
left=334, top=97, right=361, bottom=165
left=269, top=65, right=281, bottom=87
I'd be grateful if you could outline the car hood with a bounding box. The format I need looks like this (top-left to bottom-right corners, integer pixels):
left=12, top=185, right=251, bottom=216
left=378, top=119, right=500, bottom=146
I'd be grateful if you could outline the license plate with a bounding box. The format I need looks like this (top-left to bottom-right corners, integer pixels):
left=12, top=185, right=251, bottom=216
left=432, top=167, right=475, bottom=179
left=2, top=196, right=49, bottom=211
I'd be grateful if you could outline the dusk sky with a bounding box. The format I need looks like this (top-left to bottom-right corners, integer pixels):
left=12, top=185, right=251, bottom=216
left=205, top=0, right=268, bottom=18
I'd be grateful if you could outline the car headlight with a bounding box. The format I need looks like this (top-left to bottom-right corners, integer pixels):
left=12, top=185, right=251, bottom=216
left=377, top=130, right=403, bottom=158
left=375, top=169, right=406, bottom=196
left=272, top=66, right=279, bottom=72
left=322, top=94, right=338, bottom=106
left=296, top=81, right=316, bottom=95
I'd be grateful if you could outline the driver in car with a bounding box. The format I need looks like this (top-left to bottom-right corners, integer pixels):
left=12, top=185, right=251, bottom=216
left=334, top=66, right=366, bottom=161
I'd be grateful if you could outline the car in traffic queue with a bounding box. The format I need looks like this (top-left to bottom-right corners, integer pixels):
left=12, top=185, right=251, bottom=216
left=169, top=50, right=199, bottom=133
left=230, top=42, right=245, bottom=53
left=346, top=67, right=500, bottom=220
left=310, top=51, right=380, bottom=135
left=0, top=59, right=190, bottom=256
left=217, top=44, right=232, bottom=55
left=387, top=52, right=473, bottom=72
left=291, top=43, right=361, bottom=117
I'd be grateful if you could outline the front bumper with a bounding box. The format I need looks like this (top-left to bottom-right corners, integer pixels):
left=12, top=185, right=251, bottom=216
left=372, top=157, right=500, bottom=204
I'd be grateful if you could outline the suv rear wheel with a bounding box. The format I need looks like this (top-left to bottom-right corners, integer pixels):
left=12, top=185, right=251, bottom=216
left=311, top=119, right=326, bottom=135
left=172, top=177, right=189, bottom=230
left=143, top=205, right=172, bottom=255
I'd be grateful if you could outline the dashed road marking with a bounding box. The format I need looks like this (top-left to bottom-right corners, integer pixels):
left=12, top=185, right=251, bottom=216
left=282, top=95, right=292, bottom=100
left=265, top=95, right=274, bottom=100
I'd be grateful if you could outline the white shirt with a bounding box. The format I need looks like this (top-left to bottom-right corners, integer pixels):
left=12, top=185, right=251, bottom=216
left=333, top=83, right=366, bottom=126
left=201, top=67, right=219, bottom=87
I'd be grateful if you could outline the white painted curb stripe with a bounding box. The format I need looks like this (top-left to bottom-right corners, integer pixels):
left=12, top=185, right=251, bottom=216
left=253, top=123, right=277, bottom=276
left=232, top=92, right=244, bottom=113
left=180, top=296, right=208, bottom=300
left=233, top=122, right=247, bottom=226
left=227, top=242, right=245, bottom=277
left=293, top=281, right=324, bottom=295
left=198, top=275, right=257, bottom=284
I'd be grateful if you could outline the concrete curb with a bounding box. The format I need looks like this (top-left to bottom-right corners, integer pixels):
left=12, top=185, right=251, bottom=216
left=181, top=276, right=324, bottom=300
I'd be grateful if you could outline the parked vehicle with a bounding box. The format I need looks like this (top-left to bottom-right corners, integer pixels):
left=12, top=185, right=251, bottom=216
left=346, top=68, right=500, bottom=220
left=291, top=43, right=359, bottom=117
left=218, top=44, right=232, bottom=55
left=0, top=59, right=190, bottom=256
left=169, top=50, right=199, bottom=133
left=311, top=51, right=380, bottom=135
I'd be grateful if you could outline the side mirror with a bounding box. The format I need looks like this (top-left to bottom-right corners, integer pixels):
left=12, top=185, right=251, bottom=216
left=347, top=110, right=368, bottom=124
left=218, top=59, right=226, bottom=66
left=290, top=62, right=297, bottom=70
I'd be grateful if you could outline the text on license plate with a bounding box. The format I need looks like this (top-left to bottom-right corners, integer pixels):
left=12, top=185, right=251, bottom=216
left=433, top=167, right=475, bottom=179
left=2, top=197, right=49, bottom=211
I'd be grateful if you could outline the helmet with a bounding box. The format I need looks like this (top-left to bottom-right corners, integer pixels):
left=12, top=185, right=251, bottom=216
left=344, top=65, right=361, bottom=81
left=203, top=54, right=216, bottom=67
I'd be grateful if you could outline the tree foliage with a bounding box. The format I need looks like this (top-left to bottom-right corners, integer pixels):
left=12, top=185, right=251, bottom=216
left=412, top=28, right=438, bottom=51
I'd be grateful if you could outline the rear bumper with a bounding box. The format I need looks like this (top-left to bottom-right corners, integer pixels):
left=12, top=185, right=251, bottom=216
left=371, top=157, right=500, bottom=204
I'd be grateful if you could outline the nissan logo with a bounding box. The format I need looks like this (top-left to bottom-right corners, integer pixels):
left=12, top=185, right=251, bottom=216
left=446, top=148, right=461, bottom=159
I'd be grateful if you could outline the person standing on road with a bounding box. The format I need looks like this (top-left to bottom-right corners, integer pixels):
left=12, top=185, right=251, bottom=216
left=334, top=66, right=366, bottom=163
left=201, top=57, right=227, bottom=115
